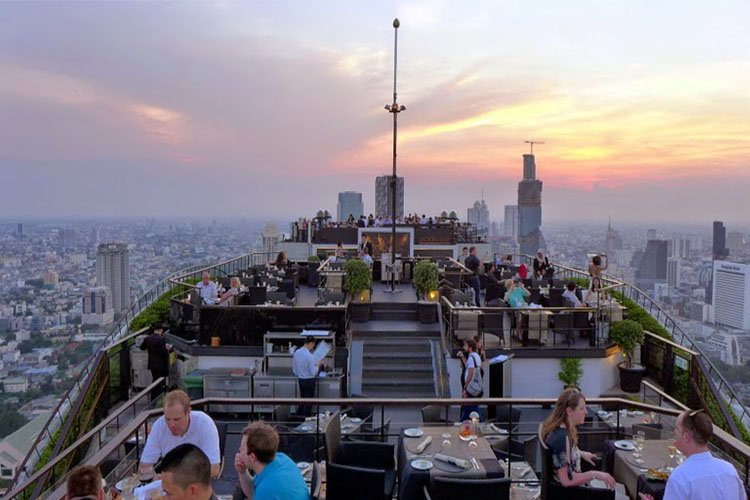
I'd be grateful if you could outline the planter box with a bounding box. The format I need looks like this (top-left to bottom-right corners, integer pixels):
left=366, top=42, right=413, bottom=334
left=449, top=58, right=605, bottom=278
left=349, top=302, right=371, bottom=323
left=618, top=363, right=647, bottom=393
left=417, top=301, right=438, bottom=324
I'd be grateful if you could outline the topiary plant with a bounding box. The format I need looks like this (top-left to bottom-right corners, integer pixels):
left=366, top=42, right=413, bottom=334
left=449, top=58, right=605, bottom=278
left=610, top=319, right=645, bottom=368
left=344, top=259, right=372, bottom=300
left=558, top=358, right=583, bottom=388
left=413, top=260, right=439, bottom=298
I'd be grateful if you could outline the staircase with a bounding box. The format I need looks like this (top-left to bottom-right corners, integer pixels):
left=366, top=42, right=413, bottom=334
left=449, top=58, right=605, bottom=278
left=351, top=302, right=442, bottom=398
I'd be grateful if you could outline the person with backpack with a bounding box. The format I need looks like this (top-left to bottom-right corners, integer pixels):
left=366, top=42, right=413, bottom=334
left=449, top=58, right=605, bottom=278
left=460, top=338, right=484, bottom=420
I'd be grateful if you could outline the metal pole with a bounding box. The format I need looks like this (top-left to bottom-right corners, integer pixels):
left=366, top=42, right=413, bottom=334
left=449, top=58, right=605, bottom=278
left=385, top=18, right=404, bottom=294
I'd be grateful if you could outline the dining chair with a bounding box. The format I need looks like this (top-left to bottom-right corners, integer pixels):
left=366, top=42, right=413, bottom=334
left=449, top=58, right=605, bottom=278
left=326, top=462, right=394, bottom=500
left=423, top=477, right=511, bottom=500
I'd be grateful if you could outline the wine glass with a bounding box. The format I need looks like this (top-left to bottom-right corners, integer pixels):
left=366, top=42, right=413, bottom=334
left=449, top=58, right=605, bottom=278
left=667, top=439, right=677, bottom=469
left=633, top=431, right=645, bottom=465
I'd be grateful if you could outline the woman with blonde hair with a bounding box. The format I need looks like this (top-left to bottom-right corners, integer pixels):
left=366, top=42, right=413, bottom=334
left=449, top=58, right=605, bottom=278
left=217, top=277, right=240, bottom=306
left=541, top=388, right=617, bottom=490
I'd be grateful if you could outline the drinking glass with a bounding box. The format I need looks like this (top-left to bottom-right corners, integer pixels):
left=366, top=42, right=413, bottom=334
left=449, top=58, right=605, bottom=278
left=633, top=431, right=645, bottom=465
left=442, top=438, right=452, bottom=451
left=667, top=439, right=677, bottom=469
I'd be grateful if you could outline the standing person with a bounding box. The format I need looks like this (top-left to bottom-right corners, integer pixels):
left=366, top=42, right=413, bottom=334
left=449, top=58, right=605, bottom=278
left=457, top=247, right=469, bottom=265
left=65, top=465, right=104, bottom=500
left=139, top=323, right=172, bottom=396
left=460, top=339, right=483, bottom=421
left=639, top=410, right=745, bottom=500
left=533, top=249, right=551, bottom=280
left=292, top=335, right=322, bottom=417
left=139, top=390, right=221, bottom=479
left=158, top=444, right=217, bottom=500
left=541, top=389, right=621, bottom=493
left=359, top=234, right=374, bottom=258
left=588, top=253, right=608, bottom=278
left=196, top=272, right=218, bottom=305
left=464, top=246, right=482, bottom=307
left=235, top=422, right=309, bottom=500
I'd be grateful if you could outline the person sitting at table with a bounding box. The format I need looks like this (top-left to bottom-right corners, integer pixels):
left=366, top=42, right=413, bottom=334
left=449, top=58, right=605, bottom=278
left=589, top=253, right=608, bottom=278
left=504, top=278, right=530, bottom=308
left=541, top=388, right=620, bottom=492
left=158, top=443, right=216, bottom=500
left=517, top=262, right=529, bottom=280
left=216, top=276, right=241, bottom=306
left=583, top=277, right=607, bottom=307
left=361, top=246, right=374, bottom=267
left=65, top=465, right=104, bottom=500
left=274, top=251, right=289, bottom=269
left=139, top=390, right=221, bottom=479
left=333, top=241, right=345, bottom=261
left=235, top=421, right=309, bottom=500
left=563, top=281, right=583, bottom=308
left=196, top=271, right=218, bottom=305
left=639, top=409, right=745, bottom=500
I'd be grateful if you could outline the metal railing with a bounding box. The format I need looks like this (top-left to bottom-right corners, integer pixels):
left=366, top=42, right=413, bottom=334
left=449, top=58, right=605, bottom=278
left=9, top=251, right=275, bottom=492
left=13, top=396, right=750, bottom=500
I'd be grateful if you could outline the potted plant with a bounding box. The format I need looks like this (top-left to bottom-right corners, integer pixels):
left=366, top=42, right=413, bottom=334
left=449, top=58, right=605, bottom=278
left=344, top=259, right=372, bottom=322
left=558, top=357, right=583, bottom=390
left=414, top=260, right=440, bottom=323
left=307, top=255, right=321, bottom=287
left=610, top=319, right=646, bottom=393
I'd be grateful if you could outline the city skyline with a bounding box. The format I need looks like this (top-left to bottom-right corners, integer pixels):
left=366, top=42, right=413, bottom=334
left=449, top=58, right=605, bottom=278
left=1, top=1, right=749, bottom=224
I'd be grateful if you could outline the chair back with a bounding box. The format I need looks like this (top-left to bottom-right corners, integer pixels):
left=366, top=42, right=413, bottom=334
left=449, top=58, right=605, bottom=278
left=326, top=462, right=386, bottom=500
left=267, top=291, right=288, bottom=304
left=421, top=405, right=451, bottom=424
left=432, top=476, right=511, bottom=500
left=632, top=423, right=663, bottom=440
left=214, top=420, right=228, bottom=477
left=493, top=405, right=521, bottom=431
left=325, top=410, right=342, bottom=463
left=247, top=286, right=267, bottom=305
left=310, top=461, right=322, bottom=500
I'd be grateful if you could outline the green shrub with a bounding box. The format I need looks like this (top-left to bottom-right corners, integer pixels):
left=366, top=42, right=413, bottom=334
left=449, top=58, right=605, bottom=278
left=344, top=259, right=372, bottom=297
left=413, top=260, right=440, bottom=297
left=558, top=358, right=583, bottom=388
left=610, top=319, right=644, bottom=368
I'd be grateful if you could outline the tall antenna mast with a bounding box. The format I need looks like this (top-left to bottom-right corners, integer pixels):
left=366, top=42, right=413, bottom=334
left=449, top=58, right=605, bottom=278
left=524, top=140, right=545, bottom=155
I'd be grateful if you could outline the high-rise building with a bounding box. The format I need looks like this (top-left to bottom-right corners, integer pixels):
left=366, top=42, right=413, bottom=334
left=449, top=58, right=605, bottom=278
left=707, top=330, right=743, bottom=366
left=604, top=218, right=624, bottom=259
left=503, top=205, right=519, bottom=238
left=467, top=199, right=490, bottom=236
left=670, top=237, right=691, bottom=259
left=42, top=271, right=59, bottom=286
left=712, top=260, right=750, bottom=330
left=635, top=240, right=668, bottom=290
left=96, top=243, right=130, bottom=313
left=82, top=286, right=114, bottom=325
left=60, top=229, right=77, bottom=247
left=262, top=223, right=280, bottom=256
left=667, top=257, right=681, bottom=288
left=336, top=191, right=364, bottom=222
left=375, top=175, right=404, bottom=218
left=713, top=221, right=728, bottom=259
left=517, top=154, right=544, bottom=255
left=727, top=231, right=745, bottom=254
left=16, top=223, right=23, bottom=236
left=647, top=229, right=657, bottom=241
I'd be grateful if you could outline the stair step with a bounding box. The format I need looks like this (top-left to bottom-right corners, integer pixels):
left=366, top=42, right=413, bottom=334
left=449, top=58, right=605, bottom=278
left=371, top=302, right=417, bottom=312
left=363, top=370, right=432, bottom=380
left=371, top=311, right=418, bottom=321
left=364, top=337, right=431, bottom=346
left=364, top=344, right=428, bottom=355
left=364, top=351, right=432, bottom=360
left=360, top=386, right=436, bottom=397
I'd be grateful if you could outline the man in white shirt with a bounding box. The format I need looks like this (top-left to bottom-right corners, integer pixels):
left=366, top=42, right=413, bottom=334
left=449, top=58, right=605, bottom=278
left=640, top=409, right=745, bottom=500
left=562, top=281, right=583, bottom=308
left=139, top=390, right=221, bottom=479
left=292, top=336, right=323, bottom=417
left=196, top=272, right=218, bottom=305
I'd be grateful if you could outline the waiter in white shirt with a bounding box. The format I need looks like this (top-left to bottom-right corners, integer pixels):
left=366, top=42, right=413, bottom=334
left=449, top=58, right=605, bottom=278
left=292, top=335, right=323, bottom=417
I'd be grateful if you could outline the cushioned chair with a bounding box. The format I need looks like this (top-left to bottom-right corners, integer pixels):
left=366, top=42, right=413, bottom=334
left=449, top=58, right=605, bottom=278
left=488, top=405, right=521, bottom=432
left=454, top=309, right=482, bottom=341
left=632, top=423, right=664, bottom=440
left=424, top=476, right=512, bottom=500
left=480, top=312, right=504, bottom=348
left=421, top=405, right=453, bottom=425
left=539, top=427, right=614, bottom=500
left=246, top=286, right=267, bottom=305
left=310, top=461, right=322, bottom=500
left=267, top=291, right=289, bottom=304
left=525, top=310, right=550, bottom=345
left=551, top=311, right=575, bottom=346
left=326, top=462, right=394, bottom=500
left=214, top=421, right=228, bottom=478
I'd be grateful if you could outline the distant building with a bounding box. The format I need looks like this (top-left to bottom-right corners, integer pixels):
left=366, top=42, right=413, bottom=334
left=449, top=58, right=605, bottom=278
left=0, top=413, right=48, bottom=483
left=670, top=237, right=691, bottom=259
left=635, top=240, right=668, bottom=290
left=503, top=205, right=518, bottom=238
left=375, top=175, right=404, bottom=218
left=1, top=377, right=28, bottom=393
left=42, top=271, right=59, bottom=286
left=96, top=243, right=130, bottom=313
left=713, top=221, right=728, bottom=259
left=82, top=286, right=114, bottom=326
left=16, top=223, right=23, bottom=236
left=262, top=223, right=280, bottom=257
left=707, top=330, right=743, bottom=367
left=727, top=231, right=745, bottom=254
left=667, top=257, right=681, bottom=288
left=517, top=154, right=544, bottom=255
left=60, top=228, right=76, bottom=247
left=647, top=229, right=657, bottom=241
left=336, top=191, right=364, bottom=222
left=712, top=260, right=750, bottom=330
left=467, top=199, right=490, bottom=236
left=604, top=219, right=624, bottom=257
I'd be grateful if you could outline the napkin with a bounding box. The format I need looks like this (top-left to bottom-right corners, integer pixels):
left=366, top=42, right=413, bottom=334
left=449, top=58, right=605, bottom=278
left=134, top=480, right=162, bottom=500
left=414, top=436, right=432, bottom=454
left=434, top=453, right=470, bottom=469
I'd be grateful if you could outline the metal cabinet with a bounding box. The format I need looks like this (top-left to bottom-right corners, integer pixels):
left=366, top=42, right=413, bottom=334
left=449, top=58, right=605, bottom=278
left=203, top=368, right=255, bottom=413
left=252, top=375, right=299, bottom=414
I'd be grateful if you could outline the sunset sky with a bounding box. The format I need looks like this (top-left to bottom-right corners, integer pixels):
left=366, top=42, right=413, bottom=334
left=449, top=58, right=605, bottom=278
left=1, top=1, right=748, bottom=225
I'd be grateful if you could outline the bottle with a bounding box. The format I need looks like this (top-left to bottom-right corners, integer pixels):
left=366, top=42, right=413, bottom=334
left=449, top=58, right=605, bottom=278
left=288, top=342, right=292, bottom=353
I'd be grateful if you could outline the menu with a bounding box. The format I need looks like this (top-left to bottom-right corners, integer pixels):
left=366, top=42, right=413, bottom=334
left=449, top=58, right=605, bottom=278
left=312, top=340, right=331, bottom=365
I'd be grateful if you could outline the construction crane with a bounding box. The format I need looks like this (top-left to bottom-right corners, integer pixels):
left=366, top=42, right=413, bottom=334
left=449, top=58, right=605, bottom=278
left=524, top=140, right=545, bottom=155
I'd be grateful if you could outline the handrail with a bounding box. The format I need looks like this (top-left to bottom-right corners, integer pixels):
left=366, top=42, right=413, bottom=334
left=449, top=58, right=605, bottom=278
left=644, top=330, right=698, bottom=356
left=642, top=380, right=691, bottom=411
left=446, top=257, right=471, bottom=273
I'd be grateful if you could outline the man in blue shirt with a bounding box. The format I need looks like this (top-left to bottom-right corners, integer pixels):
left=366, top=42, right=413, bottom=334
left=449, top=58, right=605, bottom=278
left=292, top=335, right=323, bottom=417
left=235, top=422, right=309, bottom=500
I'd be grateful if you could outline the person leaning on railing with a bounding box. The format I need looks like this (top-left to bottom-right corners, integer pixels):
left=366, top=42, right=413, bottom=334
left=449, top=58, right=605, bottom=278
left=639, top=409, right=746, bottom=500
left=541, top=389, right=620, bottom=491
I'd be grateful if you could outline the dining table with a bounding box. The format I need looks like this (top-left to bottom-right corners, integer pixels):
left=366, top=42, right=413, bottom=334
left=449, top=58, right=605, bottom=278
left=397, top=425, right=505, bottom=500
left=613, top=438, right=672, bottom=499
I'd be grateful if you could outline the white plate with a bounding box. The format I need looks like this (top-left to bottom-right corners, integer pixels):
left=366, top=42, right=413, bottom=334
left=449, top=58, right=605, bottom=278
left=350, top=417, right=362, bottom=423
left=411, top=459, right=433, bottom=470
left=597, top=410, right=611, bottom=419
left=298, top=424, right=313, bottom=432
left=632, top=411, right=644, bottom=416
left=614, top=440, right=635, bottom=451
left=404, top=428, right=424, bottom=438
left=297, top=461, right=311, bottom=470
